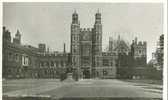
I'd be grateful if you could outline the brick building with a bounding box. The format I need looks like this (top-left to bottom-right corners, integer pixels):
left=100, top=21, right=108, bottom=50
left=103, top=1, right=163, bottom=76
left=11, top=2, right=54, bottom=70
left=2, top=27, right=69, bottom=79
left=108, top=36, right=147, bottom=79
left=3, top=10, right=147, bottom=79
left=70, top=10, right=118, bottom=79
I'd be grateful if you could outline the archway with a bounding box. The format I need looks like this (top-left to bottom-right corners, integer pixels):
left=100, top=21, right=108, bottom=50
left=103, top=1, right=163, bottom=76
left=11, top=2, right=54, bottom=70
left=83, top=68, right=90, bottom=79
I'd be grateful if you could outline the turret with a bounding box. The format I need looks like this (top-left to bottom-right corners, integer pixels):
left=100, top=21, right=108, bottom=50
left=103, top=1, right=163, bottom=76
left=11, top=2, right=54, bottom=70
left=72, top=10, right=79, bottom=24
left=92, top=9, right=103, bottom=68
left=93, top=9, right=102, bottom=55
left=131, top=37, right=147, bottom=60
left=38, top=43, right=46, bottom=53
left=70, top=10, right=80, bottom=69
left=95, top=9, right=101, bottom=24
left=3, top=26, right=11, bottom=43
left=13, top=29, right=21, bottom=45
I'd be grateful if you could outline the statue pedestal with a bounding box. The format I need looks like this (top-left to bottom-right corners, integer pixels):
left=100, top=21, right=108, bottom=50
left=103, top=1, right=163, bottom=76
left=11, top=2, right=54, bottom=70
left=64, top=73, right=74, bottom=82
left=67, top=73, right=73, bottom=79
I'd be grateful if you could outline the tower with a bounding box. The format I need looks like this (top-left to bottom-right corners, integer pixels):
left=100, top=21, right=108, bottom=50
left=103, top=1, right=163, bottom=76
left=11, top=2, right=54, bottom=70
left=3, top=26, right=11, bottom=43
left=92, top=9, right=103, bottom=78
left=13, top=30, right=21, bottom=45
left=93, top=9, right=102, bottom=55
left=131, top=37, right=147, bottom=67
left=38, top=43, right=46, bottom=53
left=70, top=10, right=80, bottom=72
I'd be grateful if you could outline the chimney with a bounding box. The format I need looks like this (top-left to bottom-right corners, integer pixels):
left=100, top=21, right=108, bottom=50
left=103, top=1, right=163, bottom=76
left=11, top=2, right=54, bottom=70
left=64, top=43, right=66, bottom=53
left=135, top=37, right=138, bottom=44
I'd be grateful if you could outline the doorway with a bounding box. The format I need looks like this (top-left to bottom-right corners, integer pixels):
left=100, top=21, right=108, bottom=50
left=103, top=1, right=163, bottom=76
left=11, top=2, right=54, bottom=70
left=83, top=68, right=91, bottom=79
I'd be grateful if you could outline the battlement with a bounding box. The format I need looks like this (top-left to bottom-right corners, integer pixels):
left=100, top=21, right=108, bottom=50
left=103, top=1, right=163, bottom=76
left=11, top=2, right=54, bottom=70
left=80, top=28, right=92, bottom=33
left=132, top=37, right=147, bottom=47
left=136, top=41, right=146, bottom=46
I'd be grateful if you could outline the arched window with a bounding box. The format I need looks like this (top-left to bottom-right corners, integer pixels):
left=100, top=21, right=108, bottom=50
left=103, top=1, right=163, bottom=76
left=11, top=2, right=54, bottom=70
left=51, top=61, right=54, bottom=66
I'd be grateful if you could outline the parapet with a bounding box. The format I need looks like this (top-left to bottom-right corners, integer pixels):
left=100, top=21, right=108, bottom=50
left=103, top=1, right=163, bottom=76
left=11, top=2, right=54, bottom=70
left=80, top=28, right=92, bottom=33
left=138, top=41, right=142, bottom=45
left=132, top=37, right=147, bottom=47
left=136, top=41, right=147, bottom=47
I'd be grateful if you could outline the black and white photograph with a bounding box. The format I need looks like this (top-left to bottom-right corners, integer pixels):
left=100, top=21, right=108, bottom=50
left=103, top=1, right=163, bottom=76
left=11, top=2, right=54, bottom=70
left=1, top=1, right=167, bottom=100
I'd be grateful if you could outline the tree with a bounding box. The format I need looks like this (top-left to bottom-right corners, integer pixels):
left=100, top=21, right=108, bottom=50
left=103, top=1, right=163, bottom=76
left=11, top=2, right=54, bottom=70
left=156, top=34, right=164, bottom=70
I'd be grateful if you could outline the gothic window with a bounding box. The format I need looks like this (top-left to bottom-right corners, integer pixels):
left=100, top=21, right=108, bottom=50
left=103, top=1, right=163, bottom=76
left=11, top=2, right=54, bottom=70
left=55, top=61, right=58, bottom=67
left=24, top=57, right=26, bottom=65
left=41, top=62, right=44, bottom=67
left=103, top=59, right=109, bottom=66
left=46, top=62, right=49, bottom=66
left=61, top=61, right=63, bottom=66
left=139, top=50, right=141, bottom=54
left=73, top=57, right=76, bottom=65
left=29, top=58, right=31, bottom=65
left=82, top=57, right=90, bottom=66
left=82, top=46, right=90, bottom=56
left=51, top=61, right=54, bottom=66
left=15, top=54, right=19, bottom=62
left=111, top=61, right=113, bottom=66
left=76, top=35, right=79, bottom=41
left=97, top=36, right=99, bottom=41
left=8, top=52, right=12, bottom=61
left=97, top=61, right=99, bottom=66
left=73, top=48, right=76, bottom=53
left=103, top=70, right=108, bottom=76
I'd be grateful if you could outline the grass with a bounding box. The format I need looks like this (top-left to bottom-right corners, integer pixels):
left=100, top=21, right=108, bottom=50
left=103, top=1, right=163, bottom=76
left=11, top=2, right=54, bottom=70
left=120, top=79, right=163, bottom=85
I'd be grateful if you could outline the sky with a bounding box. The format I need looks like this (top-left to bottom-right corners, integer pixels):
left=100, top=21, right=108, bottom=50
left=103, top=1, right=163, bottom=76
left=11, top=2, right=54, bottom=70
left=3, top=3, right=163, bottom=62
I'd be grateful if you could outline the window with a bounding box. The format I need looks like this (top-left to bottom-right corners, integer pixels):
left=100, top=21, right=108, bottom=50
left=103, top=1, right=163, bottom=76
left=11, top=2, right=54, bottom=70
left=73, top=48, right=76, bottom=53
left=61, top=61, right=63, bottom=66
left=111, top=61, right=113, bottom=66
left=139, top=50, right=141, bottom=54
left=103, top=70, right=108, bottom=76
left=55, top=61, right=58, bottom=67
left=82, top=57, right=90, bottom=66
left=46, top=62, right=49, bottom=66
left=41, top=62, right=44, bottom=67
left=8, top=52, right=12, bottom=61
left=73, top=57, right=76, bottom=65
left=74, top=36, right=76, bottom=41
left=103, top=59, right=109, bottom=66
left=97, top=36, right=99, bottom=41
left=15, top=54, right=19, bottom=62
left=51, top=61, right=54, bottom=66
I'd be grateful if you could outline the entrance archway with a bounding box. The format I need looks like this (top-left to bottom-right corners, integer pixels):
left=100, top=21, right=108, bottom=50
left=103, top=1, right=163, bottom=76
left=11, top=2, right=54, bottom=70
left=83, top=68, right=90, bottom=79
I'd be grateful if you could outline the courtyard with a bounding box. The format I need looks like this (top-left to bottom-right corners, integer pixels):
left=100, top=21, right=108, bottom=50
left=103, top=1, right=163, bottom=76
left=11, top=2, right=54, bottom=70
left=3, top=79, right=162, bottom=100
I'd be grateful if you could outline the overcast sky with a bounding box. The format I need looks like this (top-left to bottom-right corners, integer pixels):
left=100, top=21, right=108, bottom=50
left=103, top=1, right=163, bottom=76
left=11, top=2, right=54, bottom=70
left=3, top=3, right=163, bottom=62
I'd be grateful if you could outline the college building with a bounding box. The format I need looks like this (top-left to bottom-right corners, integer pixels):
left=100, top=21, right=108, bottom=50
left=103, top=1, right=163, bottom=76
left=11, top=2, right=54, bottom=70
left=2, top=10, right=147, bottom=79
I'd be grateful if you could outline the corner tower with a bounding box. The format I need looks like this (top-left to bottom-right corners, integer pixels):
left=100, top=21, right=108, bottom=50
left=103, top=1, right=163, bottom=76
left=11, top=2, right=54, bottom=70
left=70, top=10, right=80, bottom=71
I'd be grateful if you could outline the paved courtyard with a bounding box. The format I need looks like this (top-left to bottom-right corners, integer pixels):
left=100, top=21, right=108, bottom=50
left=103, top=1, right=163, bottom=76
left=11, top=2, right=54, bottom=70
left=3, top=79, right=162, bottom=100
